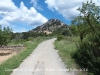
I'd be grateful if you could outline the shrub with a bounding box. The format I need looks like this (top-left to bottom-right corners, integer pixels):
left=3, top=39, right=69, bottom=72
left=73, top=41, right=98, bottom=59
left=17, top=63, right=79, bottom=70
left=73, top=33, right=100, bottom=75
left=57, top=35, right=64, bottom=41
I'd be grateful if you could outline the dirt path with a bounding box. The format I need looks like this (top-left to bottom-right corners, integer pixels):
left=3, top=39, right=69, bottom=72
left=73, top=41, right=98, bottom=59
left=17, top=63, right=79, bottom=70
left=11, top=38, right=74, bottom=75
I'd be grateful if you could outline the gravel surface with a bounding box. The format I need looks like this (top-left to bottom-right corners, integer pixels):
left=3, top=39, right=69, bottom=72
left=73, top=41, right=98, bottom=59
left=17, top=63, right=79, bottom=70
left=11, top=38, right=74, bottom=75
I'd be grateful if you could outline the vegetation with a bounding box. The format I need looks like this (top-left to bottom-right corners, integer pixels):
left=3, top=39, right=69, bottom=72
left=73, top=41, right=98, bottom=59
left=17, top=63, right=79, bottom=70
left=0, top=37, right=49, bottom=75
left=70, top=1, right=100, bottom=75
left=55, top=37, right=79, bottom=67
left=12, top=31, right=47, bottom=43
left=0, top=25, right=12, bottom=46
left=54, top=1, right=100, bottom=75
left=74, top=34, right=100, bottom=75
left=0, top=1, right=100, bottom=75
left=70, top=0, right=100, bottom=41
left=57, top=35, right=64, bottom=41
left=54, top=36, right=88, bottom=75
left=0, top=24, right=53, bottom=75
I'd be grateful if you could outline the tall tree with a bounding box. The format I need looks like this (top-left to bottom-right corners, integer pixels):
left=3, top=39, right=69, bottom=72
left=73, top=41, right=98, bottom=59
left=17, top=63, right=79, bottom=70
left=73, top=1, right=100, bottom=74
left=71, top=0, right=100, bottom=42
left=2, top=27, right=12, bottom=45
left=0, top=26, right=12, bottom=46
left=77, top=0, right=100, bottom=33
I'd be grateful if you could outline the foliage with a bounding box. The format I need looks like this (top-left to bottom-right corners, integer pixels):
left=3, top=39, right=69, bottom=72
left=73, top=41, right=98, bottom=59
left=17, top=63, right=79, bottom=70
left=72, top=1, right=100, bottom=75
left=52, top=27, right=72, bottom=36
left=69, top=24, right=78, bottom=36
left=74, top=33, right=100, bottom=75
left=0, top=25, right=12, bottom=46
left=71, top=0, right=100, bottom=42
left=12, top=31, right=48, bottom=43
left=13, top=33, right=23, bottom=43
left=77, top=0, right=100, bottom=33
left=54, top=37, right=86, bottom=75
left=57, top=35, right=64, bottom=41
left=62, top=28, right=72, bottom=36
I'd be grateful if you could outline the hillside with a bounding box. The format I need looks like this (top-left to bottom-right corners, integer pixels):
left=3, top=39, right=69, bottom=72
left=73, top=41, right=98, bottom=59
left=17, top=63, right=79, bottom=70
left=32, top=19, right=69, bottom=34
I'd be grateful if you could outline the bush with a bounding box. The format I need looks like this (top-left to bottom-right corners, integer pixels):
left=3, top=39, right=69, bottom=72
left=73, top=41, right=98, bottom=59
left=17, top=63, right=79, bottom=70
left=57, top=35, right=64, bottom=41
left=73, top=33, right=100, bottom=75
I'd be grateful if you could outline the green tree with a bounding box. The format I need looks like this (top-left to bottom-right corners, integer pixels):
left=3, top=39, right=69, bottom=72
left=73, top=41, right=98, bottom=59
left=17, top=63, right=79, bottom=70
left=71, top=0, right=100, bottom=42
left=0, top=26, right=12, bottom=46
left=14, top=33, right=23, bottom=42
left=77, top=0, right=100, bottom=33
left=73, top=1, right=100, bottom=74
left=0, top=25, right=3, bottom=46
left=2, top=27, right=12, bottom=45
left=71, top=16, right=89, bottom=42
left=70, top=23, right=78, bottom=36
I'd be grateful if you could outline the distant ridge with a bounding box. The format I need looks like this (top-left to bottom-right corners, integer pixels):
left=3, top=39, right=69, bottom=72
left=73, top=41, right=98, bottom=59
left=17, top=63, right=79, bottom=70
left=32, top=18, right=69, bottom=34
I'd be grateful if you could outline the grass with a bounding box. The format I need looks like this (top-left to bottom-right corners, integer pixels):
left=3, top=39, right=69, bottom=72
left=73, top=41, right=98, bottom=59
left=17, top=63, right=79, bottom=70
left=54, top=36, right=79, bottom=68
left=0, top=37, right=48, bottom=75
left=54, top=36, right=87, bottom=75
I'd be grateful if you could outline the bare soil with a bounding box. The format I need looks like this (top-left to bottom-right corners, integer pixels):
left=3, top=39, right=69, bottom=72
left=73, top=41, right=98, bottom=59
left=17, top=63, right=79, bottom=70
left=0, top=50, right=17, bottom=64
left=0, top=46, right=24, bottom=64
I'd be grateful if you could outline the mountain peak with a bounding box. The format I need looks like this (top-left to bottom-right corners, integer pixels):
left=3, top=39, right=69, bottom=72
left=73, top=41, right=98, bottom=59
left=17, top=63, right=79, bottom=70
left=49, top=18, right=61, bottom=22
left=32, top=18, right=69, bottom=34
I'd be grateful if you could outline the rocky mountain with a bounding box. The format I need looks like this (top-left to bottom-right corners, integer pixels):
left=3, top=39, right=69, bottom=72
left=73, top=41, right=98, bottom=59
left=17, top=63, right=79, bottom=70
left=32, top=18, right=69, bottom=34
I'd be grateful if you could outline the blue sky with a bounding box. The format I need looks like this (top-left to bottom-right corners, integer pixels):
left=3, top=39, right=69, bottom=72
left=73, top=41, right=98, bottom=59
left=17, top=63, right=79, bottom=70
left=0, top=0, right=100, bottom=32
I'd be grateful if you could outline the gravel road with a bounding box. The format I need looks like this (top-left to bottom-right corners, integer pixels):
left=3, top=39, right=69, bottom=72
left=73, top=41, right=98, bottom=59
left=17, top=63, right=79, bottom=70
left=11, top=38, right=74, bottom=75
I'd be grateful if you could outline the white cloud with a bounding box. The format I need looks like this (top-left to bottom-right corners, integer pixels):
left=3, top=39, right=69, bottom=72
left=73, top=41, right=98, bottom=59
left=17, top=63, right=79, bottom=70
left=30, top=0, right=38, bottom=7
left=0, top=20, right=10, bottom=26
left=30, top=0, right=43, bottom=10
left=45, top=0, right=100, bottom=20
left=0, top=0, right=17, bottom=11
left=0, top=11, right=9, bottom=18
left=0, top=0, right=48, bottom=28
left=21, top=30, right=26, bottom=32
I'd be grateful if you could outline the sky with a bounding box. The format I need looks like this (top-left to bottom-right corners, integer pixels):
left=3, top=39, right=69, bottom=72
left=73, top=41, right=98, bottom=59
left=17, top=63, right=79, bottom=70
left=0, top=0, right=100, bottom=32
